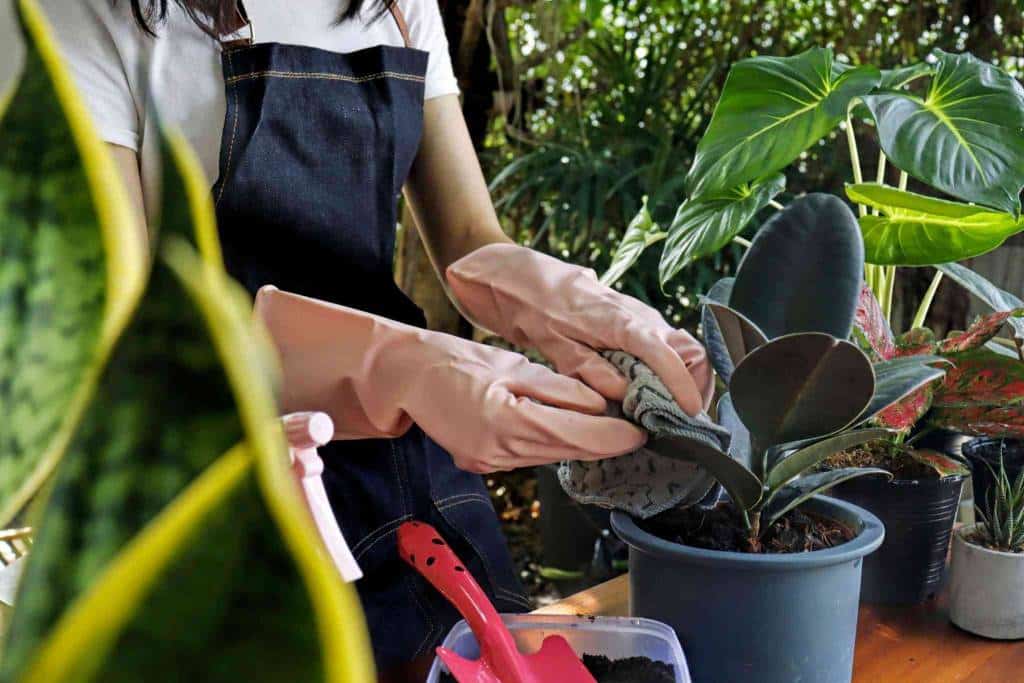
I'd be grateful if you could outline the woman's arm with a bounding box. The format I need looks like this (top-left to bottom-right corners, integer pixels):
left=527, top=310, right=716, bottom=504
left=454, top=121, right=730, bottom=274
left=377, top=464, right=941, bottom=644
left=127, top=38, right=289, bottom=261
left=403, top=94, right=511, bottom=278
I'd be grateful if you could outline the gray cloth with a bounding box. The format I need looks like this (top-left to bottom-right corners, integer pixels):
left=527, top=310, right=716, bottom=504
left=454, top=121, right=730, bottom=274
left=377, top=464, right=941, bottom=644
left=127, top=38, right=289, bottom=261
left=558, top=351, right=730, bottom=519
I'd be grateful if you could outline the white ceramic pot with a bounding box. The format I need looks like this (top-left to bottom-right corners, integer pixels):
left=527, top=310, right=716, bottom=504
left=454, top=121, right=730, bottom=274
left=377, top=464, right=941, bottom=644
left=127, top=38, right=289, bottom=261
left=949, top=524, right=1024, bottom=639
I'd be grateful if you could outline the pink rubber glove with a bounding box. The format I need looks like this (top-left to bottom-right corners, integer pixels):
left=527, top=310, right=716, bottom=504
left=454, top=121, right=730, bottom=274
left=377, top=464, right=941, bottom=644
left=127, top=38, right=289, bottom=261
left=255, top=287, right=647, bottom=474
left=446, top=243, right=714, bottom=415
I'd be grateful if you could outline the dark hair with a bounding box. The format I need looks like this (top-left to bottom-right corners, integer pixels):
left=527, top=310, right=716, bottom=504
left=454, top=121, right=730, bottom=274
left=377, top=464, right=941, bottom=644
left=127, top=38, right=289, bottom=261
left=119, top=0, right=390, bottom=37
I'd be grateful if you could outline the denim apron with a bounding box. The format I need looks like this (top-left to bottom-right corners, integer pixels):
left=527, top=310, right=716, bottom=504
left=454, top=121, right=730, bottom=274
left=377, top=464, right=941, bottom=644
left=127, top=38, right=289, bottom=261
left=210, top=2, right=529, bottom=671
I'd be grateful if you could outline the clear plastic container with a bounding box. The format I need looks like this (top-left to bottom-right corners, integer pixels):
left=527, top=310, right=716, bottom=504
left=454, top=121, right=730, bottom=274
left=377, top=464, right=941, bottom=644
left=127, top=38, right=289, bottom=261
left=425, top=614, right=691, bottom=683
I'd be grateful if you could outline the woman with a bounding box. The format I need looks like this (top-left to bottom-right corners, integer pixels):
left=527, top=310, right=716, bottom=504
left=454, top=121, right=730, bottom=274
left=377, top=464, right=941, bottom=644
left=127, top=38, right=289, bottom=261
left=43, top=0, right=712, bottom=676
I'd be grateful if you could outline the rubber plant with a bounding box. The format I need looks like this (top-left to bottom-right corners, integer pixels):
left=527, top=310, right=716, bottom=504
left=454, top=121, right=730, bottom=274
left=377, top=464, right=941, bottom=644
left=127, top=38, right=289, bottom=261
left=664, top=194, right=947, bottom=549
left=0, top=2, right=373, bottom=681
left=602, top=47, right=1024, bottom=329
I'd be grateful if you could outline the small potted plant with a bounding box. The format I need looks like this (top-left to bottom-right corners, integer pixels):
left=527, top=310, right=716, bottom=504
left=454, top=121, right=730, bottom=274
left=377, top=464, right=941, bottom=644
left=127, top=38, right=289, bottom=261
left=612, top=194, right=944, bottom=683
left=949, top=459, right=1024, bottom=639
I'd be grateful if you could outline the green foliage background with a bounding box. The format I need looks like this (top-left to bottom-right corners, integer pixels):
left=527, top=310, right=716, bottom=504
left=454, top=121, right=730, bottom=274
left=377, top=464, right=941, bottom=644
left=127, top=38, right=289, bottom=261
left=486, top=0, right=1024, bottom=329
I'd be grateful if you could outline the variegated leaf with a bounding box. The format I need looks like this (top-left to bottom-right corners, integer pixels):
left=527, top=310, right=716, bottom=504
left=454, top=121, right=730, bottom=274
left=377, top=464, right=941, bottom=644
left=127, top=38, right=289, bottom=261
left=852, top=281, right=895, bottom=361
left=928, top=348, right=1024, bottom=438
left=939, top=308, right=1024, bottom=354
left=908, top=448, right=970, bottom=477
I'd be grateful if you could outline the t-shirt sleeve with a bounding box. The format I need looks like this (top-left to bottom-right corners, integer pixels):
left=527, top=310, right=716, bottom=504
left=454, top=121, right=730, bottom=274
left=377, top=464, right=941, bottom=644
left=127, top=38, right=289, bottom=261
left=403, top=0, right=459, bottom=100
left=38, top=0, right=142, bottom=150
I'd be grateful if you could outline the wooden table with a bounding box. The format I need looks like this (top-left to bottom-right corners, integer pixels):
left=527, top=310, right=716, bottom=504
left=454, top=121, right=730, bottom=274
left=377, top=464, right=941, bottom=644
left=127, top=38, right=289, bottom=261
left=533, top=574, right=1024, bottom=682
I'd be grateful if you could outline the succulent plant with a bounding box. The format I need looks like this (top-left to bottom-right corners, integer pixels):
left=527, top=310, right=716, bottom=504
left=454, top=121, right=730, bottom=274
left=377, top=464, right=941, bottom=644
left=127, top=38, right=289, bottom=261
left=975, top=459, right=1024, bottom=553
left=665, top=194, right=947, bottom=548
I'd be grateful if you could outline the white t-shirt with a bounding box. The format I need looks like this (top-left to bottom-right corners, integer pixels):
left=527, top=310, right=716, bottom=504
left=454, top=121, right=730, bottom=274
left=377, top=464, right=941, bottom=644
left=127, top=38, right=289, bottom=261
left=30, top=0, right=459, bottom=219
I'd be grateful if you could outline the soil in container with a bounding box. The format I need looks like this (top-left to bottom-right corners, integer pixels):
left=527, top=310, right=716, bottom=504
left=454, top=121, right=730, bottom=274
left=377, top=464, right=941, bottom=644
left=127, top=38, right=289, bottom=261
left=640, top=503, right=855, bottom=554
left=438, top=655, right=674, bottom=683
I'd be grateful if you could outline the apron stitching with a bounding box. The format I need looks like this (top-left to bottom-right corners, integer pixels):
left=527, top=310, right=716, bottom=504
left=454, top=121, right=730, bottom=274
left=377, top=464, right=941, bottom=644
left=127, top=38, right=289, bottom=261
left=216, top=51, right=240, bottom=207
left=351, top=514, right=411, bottom=558
left=433, top=492, right=491, bottom=506
left=225, top=70, right=425, bottom=85
left=434, top=496, right=491, bottom=511
left=406, top=574, right=440, bottom=658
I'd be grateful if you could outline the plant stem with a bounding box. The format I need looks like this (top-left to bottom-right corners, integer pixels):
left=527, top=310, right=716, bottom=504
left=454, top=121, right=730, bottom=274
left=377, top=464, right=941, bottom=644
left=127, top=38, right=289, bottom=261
left=845, top=114, right=867, bottom=217
left=899, top=170, right=909, bottom=191
left=882, top=265, right=897, bottom=323
left=911, top=270, right=944, bottom=329
left=768, top=199, right=785, bottom=211
left=873, top=151, right=887, bottom=215
left=732, top=235, right=753, bottom=248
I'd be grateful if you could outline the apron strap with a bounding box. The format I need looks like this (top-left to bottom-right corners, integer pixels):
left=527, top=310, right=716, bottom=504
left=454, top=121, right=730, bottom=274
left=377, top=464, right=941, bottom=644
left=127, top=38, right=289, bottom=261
left=222, top=1, right=411, bottom=50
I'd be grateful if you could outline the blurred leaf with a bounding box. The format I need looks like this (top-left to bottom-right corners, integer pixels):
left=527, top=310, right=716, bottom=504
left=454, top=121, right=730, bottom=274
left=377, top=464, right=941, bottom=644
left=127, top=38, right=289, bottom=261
left=0, top=0, right=147, bottom=525
left=862, top=49, right=1024, bottom=215
left=730, top=194, right=864, bottom=339
left=938, top=262, right=1024, bottom=345
left=600, top=197, right=662, bottom=286
left=686, top=48, right=879, bottom=198
left=731, top=333, right=874, bottom=447
left=658, top=174, right=784, bottom=285
left=847, top=183, right=1024, bottom=265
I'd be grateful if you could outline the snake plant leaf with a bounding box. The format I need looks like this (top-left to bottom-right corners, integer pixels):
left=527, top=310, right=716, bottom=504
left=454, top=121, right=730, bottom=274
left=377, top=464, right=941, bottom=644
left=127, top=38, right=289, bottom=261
left=700, top=277, right=735, bottom=380
left=730, top=194, right=863, bottom=339
left=908, top=448, right=970, bottom=478
left=686, top=48, right=879, bottom=198
left=701, top=302, right=769, bottom=385
left=658, top=174, right=785, bottom=286
left=846, top=184, right=1024, bottom=265
left=861, top=50, right=1024, bottom=216
left=858, top=355, right=950, bottom=427
left=927, top=348, right=1024, bottom=439
left=940, top=309, right=1024, bottom=354
left=764, top=467, right=892, bottom=527
left=938, top=262, right=1024, bottom=345
left=650, top=436, right=762, bottom=511
left=600, top=197, right=662, bottom=287
left=0, top=0, right=147, bottom=525
left=765, top=428, right=893, bottom=492
left=717, top=393, right=752, bottom=472
left=878, top=62, right=935, bottom=90
left=730, top=333, right=875, bottom=447
left=852, top=282, right=896, bottom=361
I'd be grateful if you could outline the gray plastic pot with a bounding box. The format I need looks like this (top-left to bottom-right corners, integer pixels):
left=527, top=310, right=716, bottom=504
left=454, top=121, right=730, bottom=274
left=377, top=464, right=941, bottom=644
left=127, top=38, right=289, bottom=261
left=949, top=524, right=1024, bottom=639
left=611, top=497, right=884, bottom=683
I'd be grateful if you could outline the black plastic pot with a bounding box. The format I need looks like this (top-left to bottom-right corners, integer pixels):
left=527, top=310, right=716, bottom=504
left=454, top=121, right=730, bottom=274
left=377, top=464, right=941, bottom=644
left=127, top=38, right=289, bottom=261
left=962, top=438, right=1024, bottom=508
left=832, top=473, right=964, bottom=605
left=612, top=497, right=884, bottom=683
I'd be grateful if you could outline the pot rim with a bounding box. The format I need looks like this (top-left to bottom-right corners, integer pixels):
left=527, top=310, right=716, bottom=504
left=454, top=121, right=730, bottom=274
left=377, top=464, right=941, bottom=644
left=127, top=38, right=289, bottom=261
left=611, top=496, right=884, bottom=570
left=955, top=523, right=1024, bottom=559
left=849, top=472, right=965, bottom=487
left=962, top=437, right=1024, bottom=464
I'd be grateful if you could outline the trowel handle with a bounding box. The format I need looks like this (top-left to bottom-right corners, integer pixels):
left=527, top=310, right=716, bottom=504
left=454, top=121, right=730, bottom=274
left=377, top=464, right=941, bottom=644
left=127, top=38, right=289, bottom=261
left=398, top=522, right=526, bottom=680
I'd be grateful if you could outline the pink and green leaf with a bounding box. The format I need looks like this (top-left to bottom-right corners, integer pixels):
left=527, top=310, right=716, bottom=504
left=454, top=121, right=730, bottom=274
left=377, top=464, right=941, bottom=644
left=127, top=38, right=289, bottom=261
left=895, top=327, right=938, bottom=357
left=909, top=448, right=970, bottom=477
left=853, top=282, right=896, bottom=361
left=874, top=383, right=935, bottom=432
left=939, top=308, right=1024, bottom=354
left=927, top=349, right=1024, bottom=438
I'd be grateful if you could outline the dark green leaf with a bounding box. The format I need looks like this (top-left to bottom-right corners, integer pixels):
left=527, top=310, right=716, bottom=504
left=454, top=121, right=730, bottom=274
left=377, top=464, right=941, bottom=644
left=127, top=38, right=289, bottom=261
left=701, top=277, right=734, bottom=381
left=701, top=302, right=769, bottom=385
left=717, top=393, right=752, bottom=473
left=686, top=47, right=879, bottom=198
left=730, top=194, right=864, bottom=339
left=764, top=467, right=891, bottom=526
left=878, top=62, right=934, bottom=89
left=658, top=174, right=784, bottom=285
left=847, top=184, right=1024, bottom=265
left=730, top=333, right=875, bottom=447
left=600, top=197, right=662, bottom=286
left=861, top=50, right=1024, bottom=215
left=765, top=428, right=893, bottom=491
left=647, top=437, right=762, bottom=511
left=858, top=355, right=950, bottom=424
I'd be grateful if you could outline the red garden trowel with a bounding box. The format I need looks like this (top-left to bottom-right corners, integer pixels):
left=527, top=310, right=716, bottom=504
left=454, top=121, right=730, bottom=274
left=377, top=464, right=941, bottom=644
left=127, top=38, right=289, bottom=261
left=397, top=521, right=596, bottom=683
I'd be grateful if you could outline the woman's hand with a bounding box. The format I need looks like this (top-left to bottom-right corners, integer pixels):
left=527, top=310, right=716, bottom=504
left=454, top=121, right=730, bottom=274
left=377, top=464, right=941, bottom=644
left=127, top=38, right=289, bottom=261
left=446, top=244, right=714, bottom=416
left=256, top=287, right=647, bottom=474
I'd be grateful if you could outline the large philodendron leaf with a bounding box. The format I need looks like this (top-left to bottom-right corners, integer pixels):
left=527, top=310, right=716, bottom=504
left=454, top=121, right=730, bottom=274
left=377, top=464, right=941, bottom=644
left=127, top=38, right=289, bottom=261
left=0, top=0, right=147, bottom=525
left=927, top=348, right=1024, bottom=438
left=764, top=468, right=892, bottom=527
left=846, top=184, right=1024, bottom=265
left=852, top=282, right=896, bottom=361
left=600, top=197, right=662, bottom=287
left=730, top=333, right=875, bottom=448
left=878, top=62, right=935, bottom=89
left=729, top=194, right=864, bottom=339
left=938, top=262, right=1024, bottom=345
left=658, top=174, right=785, bottom=286
left=701, top=302, right=768, bottom=385
left=862, top=49, right=1024, bottom=215
left=940, top=309, right=1024, bottom=354
left=685, top=47, right=879, bottom=199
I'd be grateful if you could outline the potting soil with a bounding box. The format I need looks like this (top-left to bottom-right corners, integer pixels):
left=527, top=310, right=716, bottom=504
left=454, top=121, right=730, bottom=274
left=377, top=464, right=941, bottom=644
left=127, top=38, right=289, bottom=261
left=438, top=654, right=674, bottom=683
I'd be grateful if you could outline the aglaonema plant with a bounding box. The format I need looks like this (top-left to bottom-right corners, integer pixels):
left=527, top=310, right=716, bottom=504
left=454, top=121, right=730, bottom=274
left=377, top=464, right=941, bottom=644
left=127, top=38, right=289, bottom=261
left=0, top=2, right=374, bottom=681
left=664, top=194, right=948, bottom=550
left=602, top=47, right=1024, bottom=333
